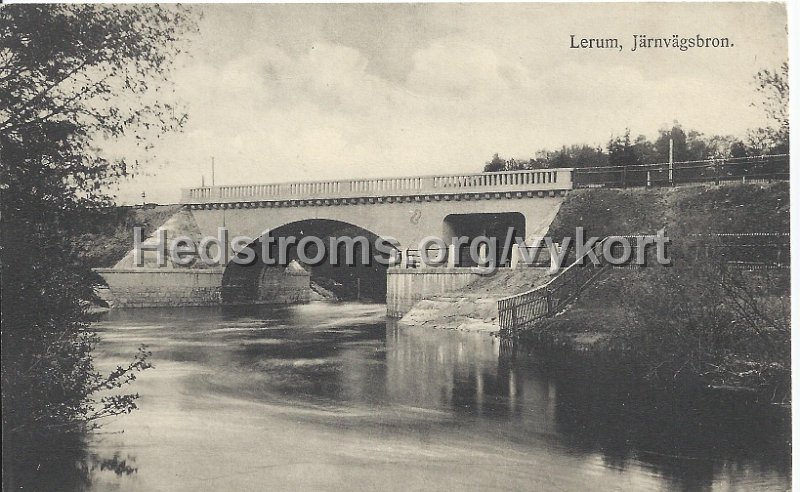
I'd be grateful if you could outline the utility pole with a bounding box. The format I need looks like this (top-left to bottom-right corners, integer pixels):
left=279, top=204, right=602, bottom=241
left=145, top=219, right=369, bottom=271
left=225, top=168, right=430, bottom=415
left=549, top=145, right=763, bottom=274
left=669, top=137, right=674, bottom=186
left=211, top=156, right=215, bottom=187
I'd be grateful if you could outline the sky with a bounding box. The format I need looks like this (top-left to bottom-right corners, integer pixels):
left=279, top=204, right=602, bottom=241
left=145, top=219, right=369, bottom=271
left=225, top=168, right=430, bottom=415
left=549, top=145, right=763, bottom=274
left=109, top=3, right=788, bottom=204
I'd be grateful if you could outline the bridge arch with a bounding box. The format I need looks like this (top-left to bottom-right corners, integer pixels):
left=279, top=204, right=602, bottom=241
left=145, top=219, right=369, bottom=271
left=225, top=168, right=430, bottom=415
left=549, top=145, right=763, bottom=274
left=221, top=218, right=399, bottom=304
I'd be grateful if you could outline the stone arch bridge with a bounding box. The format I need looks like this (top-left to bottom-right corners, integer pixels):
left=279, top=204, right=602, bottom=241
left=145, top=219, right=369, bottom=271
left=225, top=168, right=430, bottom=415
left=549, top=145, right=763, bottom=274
left=96, top=168, right=573, bottom=312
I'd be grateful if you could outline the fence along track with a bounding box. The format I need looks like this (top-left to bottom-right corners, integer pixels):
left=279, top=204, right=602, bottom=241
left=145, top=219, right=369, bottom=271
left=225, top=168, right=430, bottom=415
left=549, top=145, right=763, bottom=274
left=572, top=154, right=788, bottom=189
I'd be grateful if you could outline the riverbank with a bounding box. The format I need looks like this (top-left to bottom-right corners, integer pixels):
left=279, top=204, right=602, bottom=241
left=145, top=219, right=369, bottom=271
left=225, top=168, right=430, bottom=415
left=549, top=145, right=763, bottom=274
left=523, top=265, right=790, bottom=400
left=398, top=266, right=552, bottom=332
left=400, top=182, right=790, bottom=401
left=531, top=182, right=789, bottom=400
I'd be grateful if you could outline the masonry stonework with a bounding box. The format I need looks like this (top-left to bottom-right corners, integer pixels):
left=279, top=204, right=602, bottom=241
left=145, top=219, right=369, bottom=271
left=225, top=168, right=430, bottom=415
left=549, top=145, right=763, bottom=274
left=95, top=268, right=311, bottom=308
left=386, top=267, right=484, bottom=318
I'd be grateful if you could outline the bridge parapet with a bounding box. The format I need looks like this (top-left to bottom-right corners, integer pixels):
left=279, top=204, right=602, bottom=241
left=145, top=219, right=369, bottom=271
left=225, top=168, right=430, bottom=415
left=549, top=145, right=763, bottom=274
left=181, top=168, right=574, bottom=204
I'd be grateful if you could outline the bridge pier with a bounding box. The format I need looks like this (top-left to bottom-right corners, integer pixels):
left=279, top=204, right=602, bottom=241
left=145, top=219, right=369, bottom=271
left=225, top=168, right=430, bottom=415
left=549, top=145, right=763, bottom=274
left=95, top=266, right=311, bottom=308
left=386, top=267, right=483, bottom=318
left=94, top=268, right=226, bottom=308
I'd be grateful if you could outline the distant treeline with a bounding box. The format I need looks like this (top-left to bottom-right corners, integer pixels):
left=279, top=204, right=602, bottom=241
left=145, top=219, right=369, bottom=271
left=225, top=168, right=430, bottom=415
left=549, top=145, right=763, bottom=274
left=484, top=121, right=788, bottom=173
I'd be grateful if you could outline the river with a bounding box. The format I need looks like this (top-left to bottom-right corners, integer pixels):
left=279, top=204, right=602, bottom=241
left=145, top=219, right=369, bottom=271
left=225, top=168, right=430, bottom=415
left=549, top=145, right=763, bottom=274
left=35, top=302, right=791, bottom=490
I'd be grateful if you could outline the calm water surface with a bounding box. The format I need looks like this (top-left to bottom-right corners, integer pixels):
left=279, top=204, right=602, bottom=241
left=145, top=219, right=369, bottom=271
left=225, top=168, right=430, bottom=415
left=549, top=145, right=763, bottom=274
left=57, top=303, right=790, bottom=490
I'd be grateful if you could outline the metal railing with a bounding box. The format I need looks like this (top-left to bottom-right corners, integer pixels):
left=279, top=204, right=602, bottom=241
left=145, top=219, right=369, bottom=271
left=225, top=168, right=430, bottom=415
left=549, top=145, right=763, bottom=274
left=497, top=231, right=789, bottom=337
left=400, top=245, right=502, bottom=269
left=573, top=154, right=789, bottom=189
left=399, top=243, right=554, bottom=269
left=497, top=238, right=610, bottom=337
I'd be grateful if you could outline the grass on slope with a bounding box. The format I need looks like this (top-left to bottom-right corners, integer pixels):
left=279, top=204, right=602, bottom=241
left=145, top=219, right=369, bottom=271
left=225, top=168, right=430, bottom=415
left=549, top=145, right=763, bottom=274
left=67, top=205, right=182, bottom=268
left=523, top=182, right=790, bottom=397
left=546, top=182, right=789, bottom=240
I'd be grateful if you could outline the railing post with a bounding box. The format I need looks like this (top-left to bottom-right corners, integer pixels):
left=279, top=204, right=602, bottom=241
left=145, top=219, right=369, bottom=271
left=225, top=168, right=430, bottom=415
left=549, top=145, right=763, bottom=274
left=548, top=242, right=561, bottom=275
left=508, top=304, right=516, bottom=338
left=510, top=244, right=521, bottom=269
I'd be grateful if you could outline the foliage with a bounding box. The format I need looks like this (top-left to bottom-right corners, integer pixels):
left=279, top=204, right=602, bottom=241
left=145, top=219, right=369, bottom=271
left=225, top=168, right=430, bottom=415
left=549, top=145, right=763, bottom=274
left=0, top=4, right=197, bottom=484
left=607, top=129, right=640, bottom=167
left=0, top=5, right=197, bottom=208
left=483, top=145, right=608, bottom=172
left=748, top=62, right=789, bottom=154
left=482, top=63, right=787, bottom=173
left=619, top=261, right=789, bottom=400
left=482, top=122, right=750, bottom=172
left=535, top=183, right=790, bottom=400
left=483, top=153, right=506, bottom=172
left=653, top=123, right=713, bottom=162
left=67, top=204, right=182, bottom=269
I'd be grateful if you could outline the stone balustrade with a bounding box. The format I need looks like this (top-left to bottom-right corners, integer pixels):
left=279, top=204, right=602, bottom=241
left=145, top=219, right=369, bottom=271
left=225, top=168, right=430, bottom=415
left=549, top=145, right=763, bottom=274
left=181, top=168, right=574, bottom=204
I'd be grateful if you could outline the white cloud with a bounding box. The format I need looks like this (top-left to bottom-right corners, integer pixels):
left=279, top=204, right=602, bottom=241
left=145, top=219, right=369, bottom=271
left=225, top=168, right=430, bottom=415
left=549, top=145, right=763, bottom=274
left=110, top=3, right=787, bottom=204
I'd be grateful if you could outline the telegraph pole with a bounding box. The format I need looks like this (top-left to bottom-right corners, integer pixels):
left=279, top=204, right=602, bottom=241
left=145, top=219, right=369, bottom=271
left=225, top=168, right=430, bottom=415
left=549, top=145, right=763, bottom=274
left=669, top=138, right=674, bottom=185
left=211, top=156, right=215, bottom=187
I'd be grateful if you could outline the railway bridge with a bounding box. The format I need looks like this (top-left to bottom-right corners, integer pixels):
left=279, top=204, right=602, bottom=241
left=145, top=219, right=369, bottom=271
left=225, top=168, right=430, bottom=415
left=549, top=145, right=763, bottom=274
left=96, top=168, right=574, bottom=311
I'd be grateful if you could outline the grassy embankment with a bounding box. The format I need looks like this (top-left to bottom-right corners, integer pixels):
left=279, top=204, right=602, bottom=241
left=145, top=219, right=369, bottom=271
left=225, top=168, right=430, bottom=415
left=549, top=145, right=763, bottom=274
left=67, top=205, right=182, bottom=269
left=525, top=182, right=789, bottom=400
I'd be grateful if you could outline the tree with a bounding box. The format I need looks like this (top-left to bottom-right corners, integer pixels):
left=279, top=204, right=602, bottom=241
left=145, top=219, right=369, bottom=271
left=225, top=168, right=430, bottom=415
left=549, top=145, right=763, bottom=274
left=702, top=134, right=744, bottom=159
left=483, top=153, right=506, bottom=172
left=729, top=140, right=749, bottom=158
left=654, top=123, right=686, bottom=162
left=0, top=5, right=197, bottom=487
left=653, top=123, right=712, bottom=162
left=506, top=157, right=527, bottom=171
left=633, top=134, right=658, bottom=164
left=545, top=145, right=601, bottom=169
left=748, top=63, right=789, bottom=154
left=607, top=129, right=639, bottom=167
left=573, top=145, right=608, bottom=168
